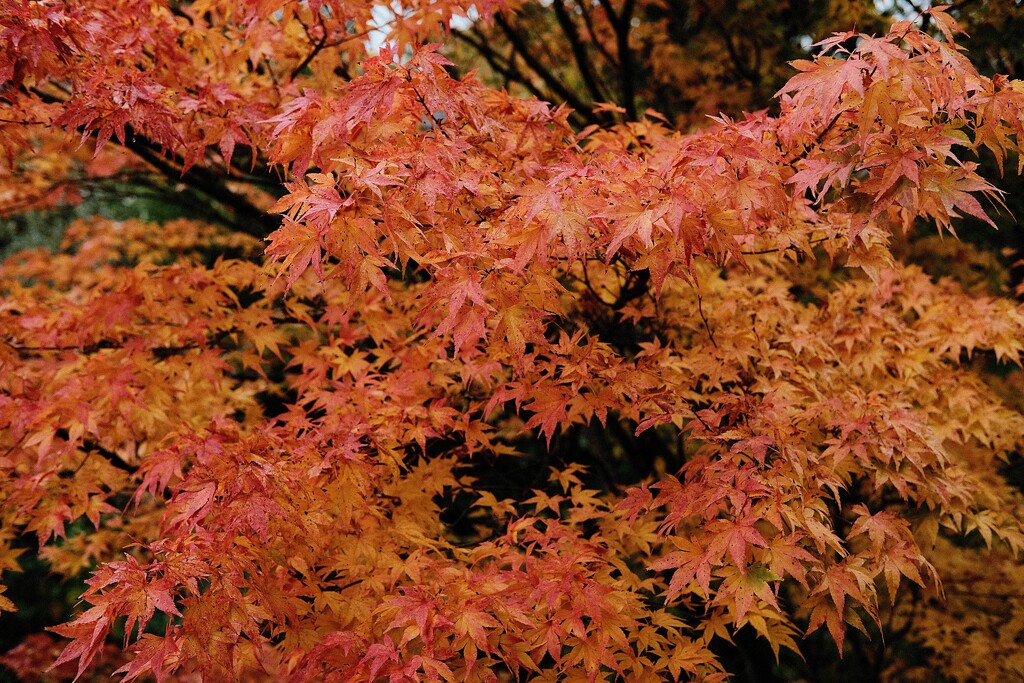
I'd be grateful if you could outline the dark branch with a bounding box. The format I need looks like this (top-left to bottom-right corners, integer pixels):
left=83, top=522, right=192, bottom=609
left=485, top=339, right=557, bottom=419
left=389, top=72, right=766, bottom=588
left=291, top=18, right=331, bottom=81
left=610, top=0, right=639, bottom=120
left=82, top=438, right=140, bottom=474
left=550, top=0, right=611, bottom=104
left=696, top=294, right=718, bottom=348
left=4, top=339, right=205, bottom=359
left=578, top=1, right=619, bottom=67
left=27, top=87, right=281, bottom=237
left=454, top=30, right=592, bottom=129
left=493, top=13, right=606, bottom=127
left=120, top=133, right=279, bottom=237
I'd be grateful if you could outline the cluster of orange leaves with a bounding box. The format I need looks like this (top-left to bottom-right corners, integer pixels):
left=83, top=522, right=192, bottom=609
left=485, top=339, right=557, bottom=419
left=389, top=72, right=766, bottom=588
left=3, top=1, right=1024, bottom=681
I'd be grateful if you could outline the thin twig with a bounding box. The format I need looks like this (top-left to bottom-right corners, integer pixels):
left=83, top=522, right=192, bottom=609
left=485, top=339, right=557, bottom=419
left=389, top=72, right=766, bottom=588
left=696, top=294, right=718, bottom=348
left=493, top=13, right=605, bottom=127
left=740, top=235, right=830, bottom=256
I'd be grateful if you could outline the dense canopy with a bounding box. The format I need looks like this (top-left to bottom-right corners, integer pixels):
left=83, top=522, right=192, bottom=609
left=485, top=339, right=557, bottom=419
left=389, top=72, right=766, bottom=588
left=2, top=1, right=1024, bottom=681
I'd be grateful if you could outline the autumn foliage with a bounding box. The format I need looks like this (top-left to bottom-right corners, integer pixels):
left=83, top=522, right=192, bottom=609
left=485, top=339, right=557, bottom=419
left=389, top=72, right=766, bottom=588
left=2, top=0, right=1024, bottom=681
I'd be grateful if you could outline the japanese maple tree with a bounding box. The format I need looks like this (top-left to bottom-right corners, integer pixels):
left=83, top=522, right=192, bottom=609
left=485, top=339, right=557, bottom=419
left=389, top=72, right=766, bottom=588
left=2, top=0, right=1024, bottom=681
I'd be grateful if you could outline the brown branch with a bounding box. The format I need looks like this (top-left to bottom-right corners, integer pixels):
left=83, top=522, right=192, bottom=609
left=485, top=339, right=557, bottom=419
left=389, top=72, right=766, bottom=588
left=613, top=0, right=638, bottom=120
left=122, top=137, right=279, bottom=237
left=550, top=0, right=611, bottom=104
left=167, top=0, right=194, bottom=25
left=503, top=43, right=518, bottom=91
left=455, top=30, right=535, bottom=94
left=717, top=22, right=760, bottom=85
left=291, top=17, right=331, bottom=81
left=4, top=339, right=205, bottom=360
left=740, top=235, right=830, bottom=256
left=594, top=0, right=637, bottom=119
left=26, top=87, right=281, bottom=236
left=78, top=438, right=140, bottom=474
left=0, top=118, right=49, bottom=126
left=0, top=172, right=177, bottom=218
left=696, top=294, right=718, bottom=348
left=493, top=13, right=605, bottom=127
left=578, top=1, right=619, bottom=68
left=409, top=79, right=451, bottom=139
left=595, top=0, right=619, bottom=25
left=0, top=179, right=80, bottom=216
left=613, top=267, right=649, bottom=308
left=942, top=587, right=1024, bottom=600
left=581, top=260, right=617, bottom=306
left=454, top=30, right=592, bottom=128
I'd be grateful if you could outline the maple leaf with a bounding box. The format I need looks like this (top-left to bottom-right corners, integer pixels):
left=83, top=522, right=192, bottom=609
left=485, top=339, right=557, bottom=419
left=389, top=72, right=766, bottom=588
left=765, top=536, right=815, bottom=589
left=166, top=482, right=217, bottom=532
left=0, top=585, right=15, bottom=613
left=522, top=384, right=570, bottom=445
left=265, top=219, right=325, bottom=288
left=776, top=56, right=869, bottom=116
left=48, top=605, right=113, bottom=681
left=805, top=561, right=876, bottom=650
left=650, top=537, right=712, bottom=598
left=924, top=164, right=999, bottom=230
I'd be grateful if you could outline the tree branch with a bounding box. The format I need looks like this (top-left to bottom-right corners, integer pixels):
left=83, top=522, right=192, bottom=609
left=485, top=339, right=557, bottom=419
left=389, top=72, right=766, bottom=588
left=494, top=13, right=606, bottom=127
left=697, top=294, right=718, bottom=348
left=612, top=0, right=638, bottom=120
left=578, top=0, right=619, bottom=68
left=455, top=30, right=593, bottom=129
left=550, top=0, right=611, bottom=104
left=291, top=16, right=331, bottom=81
left=4, top=339, right=205, bottom=360
left=123, top=137, right=279, bottom=237
left=26, top=87, right=281, bottom=237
